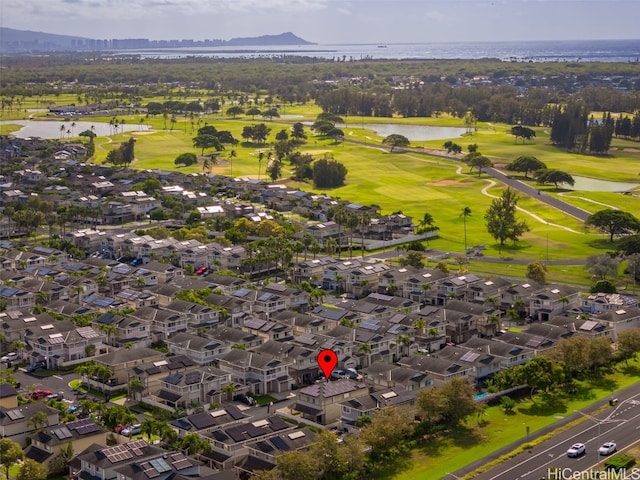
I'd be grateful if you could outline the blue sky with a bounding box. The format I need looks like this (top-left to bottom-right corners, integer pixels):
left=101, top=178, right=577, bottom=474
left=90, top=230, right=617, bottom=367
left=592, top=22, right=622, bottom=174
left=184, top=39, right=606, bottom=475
left=3, top=0, right=639, bottom=44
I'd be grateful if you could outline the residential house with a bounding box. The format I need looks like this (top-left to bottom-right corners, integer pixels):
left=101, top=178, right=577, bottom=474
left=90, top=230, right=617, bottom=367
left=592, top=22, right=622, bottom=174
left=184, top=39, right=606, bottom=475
left=398, top=354, right=476, bottom=388
left=153, top=368, right=231, bottom=410
left=341, top=387, right=416, bottom=432
left=0, top=403, right=60, bottom=447
left=128, top=354, right=196, bottom=400
left=581, top=293, right=638, bottom=315
left=128, top=306, right=188, bottom=341
left=529, top=284, right=581, bottom=321
left=166, top=331, right=231, bottom=364
left=93, top=347, right=166, bottom=387
left=361, top=363, right=431, bottom=391
left=291, top=379, right=369, bottom=425
left=25, top=418, right=108, bottom=472
left=459, top=337, right=535, bottom=369
left=217, top=349, right=292, bottom=395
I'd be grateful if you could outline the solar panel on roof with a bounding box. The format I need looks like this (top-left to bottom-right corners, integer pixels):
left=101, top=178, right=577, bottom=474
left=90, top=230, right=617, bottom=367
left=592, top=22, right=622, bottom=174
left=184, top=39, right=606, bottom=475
left=270, top=436, right=290, bottom=451
left=580, top=320, right=598, bottom=331
left=233, top=288, right=252, bottom=297
left=256, top=441, right=275, bottom=453
left=0, top=287, right=18, bottom=297
left=267, top=416, right=288, bottom=431
left=525, top=336, right=544, bottom=348
left=258, top=293, right=274, bottom=302
left=172, top=459, right=192, bottom=470
left=95, top=298, right=114, bottom=307
left=226, top=427, right=246, bottom=443
left=127, top=439, right=147, bottom=450
left=144, top=466, right=161, bottom=478
left=185, top=372, right=201, bottom=385
left=164, top=373, right=183, bottom=385
left=244, top=318, right=267, bottom=330
left=67, top=418, right=92, bottom=429
left=388, top=324, right=403, bottom=334
left=295, top=334, right=316, bottom=346
left=77, top=327, right=100, bottom=339
left=212, top=430, right=229, bottom=441
left=6, top=409, right=24, bottom=420
left=225, top=405, right=244, bottom=420
left=368, top=292, right=393, bottom=302
left=360, top=320, right=380, bottom=331
left=149, top=458, right=172, bottom=473
left=76, top=423, right=100, bottom=435
left=460, top=351, right=481, bottom=363
left=189, top=412, right=216, bottom=430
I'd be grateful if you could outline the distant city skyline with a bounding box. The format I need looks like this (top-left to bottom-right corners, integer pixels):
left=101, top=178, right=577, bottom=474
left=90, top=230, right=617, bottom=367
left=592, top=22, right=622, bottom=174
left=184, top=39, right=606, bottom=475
left=2, top=0, right=639, bottom=45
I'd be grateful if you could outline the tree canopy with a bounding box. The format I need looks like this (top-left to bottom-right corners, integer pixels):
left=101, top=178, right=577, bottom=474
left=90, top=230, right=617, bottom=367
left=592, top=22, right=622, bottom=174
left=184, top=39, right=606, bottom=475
left=506, top=156, right=547, bottom=178
left=383, top=134, right=410, bottom=151
left=484, top=188, right=530, bottom=246
left=535, top=169, right=575, bottom=190
left=586, top=209, right=640, bottom=242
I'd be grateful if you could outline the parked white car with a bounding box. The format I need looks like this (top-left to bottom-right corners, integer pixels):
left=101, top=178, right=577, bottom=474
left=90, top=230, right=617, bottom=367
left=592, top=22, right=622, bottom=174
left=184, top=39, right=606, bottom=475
left=0, top=353, right=19, bottom=363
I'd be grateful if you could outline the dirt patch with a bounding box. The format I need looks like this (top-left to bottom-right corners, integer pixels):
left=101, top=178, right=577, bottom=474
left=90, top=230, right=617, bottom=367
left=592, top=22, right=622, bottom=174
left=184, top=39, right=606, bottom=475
left=305, top=150, right=331, bottom=155
left=131, top=131, right=156, bottom=136
left=430, top=180, right=473, bottom=187
left=624, top=148, right=640, bottom=153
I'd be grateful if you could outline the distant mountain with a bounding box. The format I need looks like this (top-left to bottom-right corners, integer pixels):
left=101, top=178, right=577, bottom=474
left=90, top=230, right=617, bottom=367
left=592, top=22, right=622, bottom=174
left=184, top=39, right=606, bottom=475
left=226, top=32, right=314, bottom=46
left=0, top=27, right=315, bottom=53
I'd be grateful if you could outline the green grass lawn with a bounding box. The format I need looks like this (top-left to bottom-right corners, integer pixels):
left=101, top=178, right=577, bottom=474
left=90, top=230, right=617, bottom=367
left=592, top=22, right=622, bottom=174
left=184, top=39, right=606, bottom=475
left=377, top=358, right=640, bottom=480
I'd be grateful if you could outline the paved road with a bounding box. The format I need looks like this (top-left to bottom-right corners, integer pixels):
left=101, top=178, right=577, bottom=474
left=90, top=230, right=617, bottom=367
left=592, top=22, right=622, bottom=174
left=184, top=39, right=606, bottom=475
left=452, top=380, right=640, bottom=480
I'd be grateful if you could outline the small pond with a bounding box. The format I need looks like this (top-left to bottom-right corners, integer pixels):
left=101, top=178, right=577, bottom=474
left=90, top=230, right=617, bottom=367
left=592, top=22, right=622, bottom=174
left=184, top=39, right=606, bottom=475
left=343, top=123, right=466, bottom=141
left=0, top=120, right=148, bottom=139
left=564, top=176, right=640, bottom=192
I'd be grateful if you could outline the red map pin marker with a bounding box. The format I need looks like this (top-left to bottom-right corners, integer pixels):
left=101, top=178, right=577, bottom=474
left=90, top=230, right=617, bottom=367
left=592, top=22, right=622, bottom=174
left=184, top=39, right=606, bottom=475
left=317, top=349, right=338, bottom=381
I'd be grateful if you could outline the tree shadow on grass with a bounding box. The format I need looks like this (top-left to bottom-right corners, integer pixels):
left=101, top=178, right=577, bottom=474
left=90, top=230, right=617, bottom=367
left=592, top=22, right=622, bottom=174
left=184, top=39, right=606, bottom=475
left=589, top=376, right=619, bottom=392
left=367, top=449, right=415, bottom=479
left=517, top=392, right=568, bottom=416
left=450, top=424, right=483, bottom=449
left=617, top=363, right=640, bottom=378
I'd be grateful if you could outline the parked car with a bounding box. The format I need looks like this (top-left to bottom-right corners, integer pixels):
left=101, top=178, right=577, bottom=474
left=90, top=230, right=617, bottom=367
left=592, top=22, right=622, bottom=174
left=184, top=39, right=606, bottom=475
left=31, top=389, right=53, bottom=400
left=130, top=258, right=143, bottom=266
left=0, top=352, right=19, bottom=363
left=598, top=442, right=617, bottom=455
left=330, top=369, right=346, bottom=380
left=567, top=443, right=586, bottom=457
left=45, top=391, right=64, bottom=401
left=121, top=423, right=141, bottom=437
left=233, top=394, right=257, bottom=406
left=27, top=360, right=47, bottom=373
left=344, top=368, right=362, bottom=380
left=195, top=266, right=208, bottom=275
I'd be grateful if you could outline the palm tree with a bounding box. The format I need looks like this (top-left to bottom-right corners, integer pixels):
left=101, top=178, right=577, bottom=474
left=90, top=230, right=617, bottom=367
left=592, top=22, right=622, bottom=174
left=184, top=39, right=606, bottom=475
left=413, top=318, right=426, bottom=334
left=222, top=383, right=237, bottom=401
left=97, top=323, right=117, bottom=346
left=460, top=206, right=472, bottom=254
left=228, top=149, right=236, bottom=177
left=357, top=342, right=372, bottom=368
left=257, top=150, right=264, bottom=180
left=397, top=334, right=411, bottom=359
left=27, top=410, right=49, bottom=433
left=9, top=341, right=25, bottom=360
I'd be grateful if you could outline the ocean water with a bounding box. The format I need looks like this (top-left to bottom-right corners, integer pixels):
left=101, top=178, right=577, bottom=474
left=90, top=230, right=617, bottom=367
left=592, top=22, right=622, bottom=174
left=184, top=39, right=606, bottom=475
left=121, top=39, right=640, bottom=62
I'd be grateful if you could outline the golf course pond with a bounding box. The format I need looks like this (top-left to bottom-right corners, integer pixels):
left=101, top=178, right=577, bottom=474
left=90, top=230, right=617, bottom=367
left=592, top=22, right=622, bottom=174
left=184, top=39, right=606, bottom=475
left=0, top=120, right=148, bottom=139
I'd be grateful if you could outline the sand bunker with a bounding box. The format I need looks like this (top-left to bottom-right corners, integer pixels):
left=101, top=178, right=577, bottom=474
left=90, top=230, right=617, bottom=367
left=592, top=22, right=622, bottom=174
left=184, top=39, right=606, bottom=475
left=430, top=180, right=473, bottom=187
